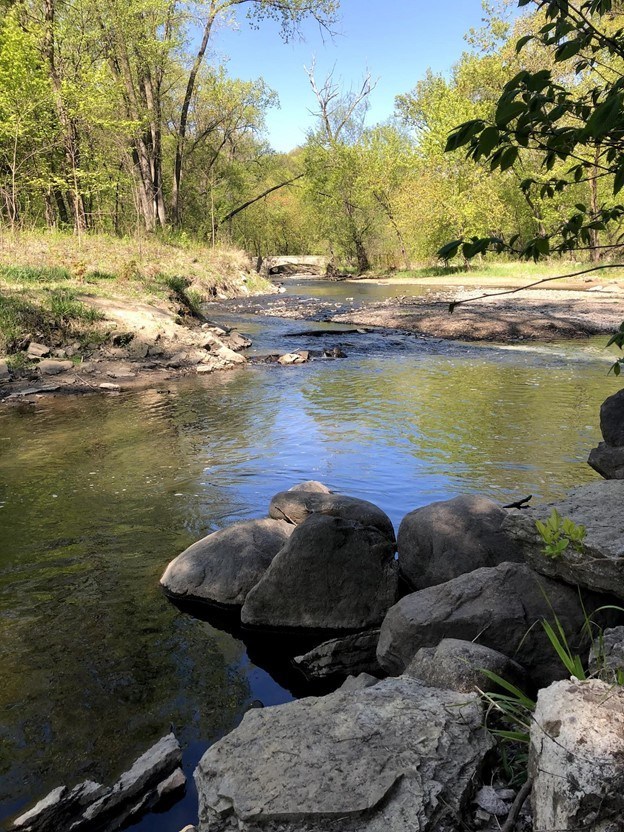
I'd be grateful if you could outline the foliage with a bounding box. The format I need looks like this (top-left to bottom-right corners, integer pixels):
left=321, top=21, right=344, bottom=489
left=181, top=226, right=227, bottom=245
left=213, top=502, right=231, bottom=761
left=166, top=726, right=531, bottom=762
left=440, top=0, right=624, bottom=265
left=535, top=508, right=587, bottom=559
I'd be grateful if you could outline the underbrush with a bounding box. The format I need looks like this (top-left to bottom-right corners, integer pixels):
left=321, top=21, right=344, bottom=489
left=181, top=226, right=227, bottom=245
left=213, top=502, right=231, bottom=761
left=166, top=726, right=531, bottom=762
left=0, top=230, right=273, bottom=357
left=0, top=288, right=104, bottom=354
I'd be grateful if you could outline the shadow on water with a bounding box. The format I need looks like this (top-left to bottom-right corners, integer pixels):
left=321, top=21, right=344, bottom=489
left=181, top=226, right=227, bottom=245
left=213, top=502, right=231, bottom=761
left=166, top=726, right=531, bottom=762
left=167, top=595, right=352, bottom=699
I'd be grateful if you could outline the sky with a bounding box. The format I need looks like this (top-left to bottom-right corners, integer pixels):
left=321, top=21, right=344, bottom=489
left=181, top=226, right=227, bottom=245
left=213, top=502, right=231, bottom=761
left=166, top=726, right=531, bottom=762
left=210, top=0, right=509, bottom=152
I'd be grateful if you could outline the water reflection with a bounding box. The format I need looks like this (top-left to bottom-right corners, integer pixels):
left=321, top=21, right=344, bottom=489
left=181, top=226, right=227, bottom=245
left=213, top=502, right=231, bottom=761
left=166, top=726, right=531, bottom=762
left=0, top=334, right=619, bottom=827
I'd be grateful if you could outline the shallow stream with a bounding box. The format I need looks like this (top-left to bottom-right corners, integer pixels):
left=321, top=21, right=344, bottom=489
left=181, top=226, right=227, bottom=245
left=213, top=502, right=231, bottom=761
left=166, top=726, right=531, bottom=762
left=0, top=278, right=620, bottom=829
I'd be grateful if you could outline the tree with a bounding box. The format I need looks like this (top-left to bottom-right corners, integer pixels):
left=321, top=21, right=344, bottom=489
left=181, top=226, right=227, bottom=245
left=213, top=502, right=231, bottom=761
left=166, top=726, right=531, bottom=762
left=440, top=0, right=624, bottom=267
left=304, top=66, right=377, bottom=272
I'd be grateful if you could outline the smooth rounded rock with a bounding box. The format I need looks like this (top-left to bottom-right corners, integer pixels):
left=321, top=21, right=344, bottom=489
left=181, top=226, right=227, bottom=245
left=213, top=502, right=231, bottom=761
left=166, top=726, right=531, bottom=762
left=588, top=442, right=624, bottom=479
left=269, top=490, right=395, bottom=545
left=160, top=519, right=294, bottom=607
left=405, top=638, right=527, bottom=694
left=288, top=481, right=331, bottom=494
left=241, top=514, right=398, bottom=631
left=398, top=495, right=522, bottom=590
left=377, top=562, right=596, bottom=688
left=600, top=388, right=624, bottom=446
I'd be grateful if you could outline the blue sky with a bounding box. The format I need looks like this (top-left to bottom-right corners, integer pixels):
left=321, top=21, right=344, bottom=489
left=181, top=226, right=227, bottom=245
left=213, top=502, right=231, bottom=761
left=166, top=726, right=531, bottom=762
left=211, top=0, right=509, bottom=151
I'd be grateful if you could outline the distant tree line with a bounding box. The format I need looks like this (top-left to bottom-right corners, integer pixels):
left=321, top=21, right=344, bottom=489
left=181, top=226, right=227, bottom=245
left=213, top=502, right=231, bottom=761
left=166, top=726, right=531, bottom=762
left=2, top=0, right=622, bottom=272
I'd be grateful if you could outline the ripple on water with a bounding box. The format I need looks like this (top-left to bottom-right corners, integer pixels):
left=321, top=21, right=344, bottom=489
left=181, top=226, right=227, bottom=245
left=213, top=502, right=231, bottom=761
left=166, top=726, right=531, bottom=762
left=0, top=334, right=619, bottom=828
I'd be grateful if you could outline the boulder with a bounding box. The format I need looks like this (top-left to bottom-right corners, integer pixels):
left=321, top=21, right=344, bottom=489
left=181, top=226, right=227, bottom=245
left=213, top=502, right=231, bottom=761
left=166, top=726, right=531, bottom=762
left=0, top=359, right=10, bottom=380
left=268, top=490, right=395, bottom=545
left=529, top=679, right=624, bottom=831
left=503, top=481, right=624, bottom=599
left=588, top=625, right=624, bottom=682
left=377, top=562, right=593, bottom=687
left=293, top=629, right=382, bottom=680
left=26, top=342, right=50, bottom=358
left=13, top=782, right=106, bottom=832
left=288, top=480, right=331, bottom=494
left=277, top=352, right=308, bottom=365
left=38, top=359, right=73, bottom=376
left=195, top=676, right=494, bottom=832
left=241, top=515, right=398, bottom=631
left=222, top=331, right=252, bottom=352
left=405, top=638, right=527, bottom=694
left=398, top=495, right=523, bottom=590
left=600, top=388, right=624, bottom=446
left=588, top=442, right=624, bottom=479
left=12, top=734, right=182, bottom=832
left=160, top=519, right=294, bottom=607
left=339, top=673, right=379, bottom=692
left=81, top=733, right=182, bottom=824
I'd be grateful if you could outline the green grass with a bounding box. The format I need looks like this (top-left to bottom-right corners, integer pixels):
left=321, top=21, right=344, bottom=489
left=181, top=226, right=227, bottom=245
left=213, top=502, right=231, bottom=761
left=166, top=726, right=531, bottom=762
left=0, top=265, right=71, bottom=283
left=0, top=288, right=103, bottom=354
left=385, top=259, right=624, bottom=281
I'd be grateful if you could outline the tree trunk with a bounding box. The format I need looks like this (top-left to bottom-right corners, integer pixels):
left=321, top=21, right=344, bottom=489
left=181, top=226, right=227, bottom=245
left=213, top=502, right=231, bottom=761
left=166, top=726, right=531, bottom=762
left=589, top=149, right=600, bottom=263
left=43, top=0, right=88, bottom=234
left=354, top=237, right=371, bottom=274
left=171, top=5, right=217, bottom=226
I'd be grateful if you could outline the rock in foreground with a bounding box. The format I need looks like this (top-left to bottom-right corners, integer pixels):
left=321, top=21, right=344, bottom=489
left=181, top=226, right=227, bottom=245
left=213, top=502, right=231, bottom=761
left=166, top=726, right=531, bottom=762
left=293, top=629, right=381, bottom=680
left=588, top=442, right=624, bottom=479
left=160, top=519, right=294, bottom=607
left=195, top=677, right=493, bottom=832
left=398, top=495, right=522, bottom=590
left=503, top=481, right=624, bottom=599
left=530, top=679, right=624, bottom=831
left=13, top=734, right=183, bottom=832
left=405, top=638, right=526, bottom=694
left=377, top=562, right=592, bottom=687
left=268, top=490, right=395, bottom=544
left=241, top=515, right=398, bottom=631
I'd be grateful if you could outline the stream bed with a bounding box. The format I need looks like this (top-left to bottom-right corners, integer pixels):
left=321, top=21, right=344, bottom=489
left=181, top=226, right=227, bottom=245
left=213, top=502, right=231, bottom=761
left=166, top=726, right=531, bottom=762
left=0, top=279, right=620, bottom=830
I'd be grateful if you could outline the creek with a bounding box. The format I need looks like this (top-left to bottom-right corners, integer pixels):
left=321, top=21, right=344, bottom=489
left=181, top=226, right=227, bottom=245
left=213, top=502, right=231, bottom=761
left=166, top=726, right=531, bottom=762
left=0, top=277, right=619, bottom=830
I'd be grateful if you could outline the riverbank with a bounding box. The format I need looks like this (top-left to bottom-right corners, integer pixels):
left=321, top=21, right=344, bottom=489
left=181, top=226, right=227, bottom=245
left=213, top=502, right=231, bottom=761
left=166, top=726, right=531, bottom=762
left=218, top=272, right=624, bottom=342
left=3, top=253, right=624, bottom=400
left=0, top=233, right=274, bottom=400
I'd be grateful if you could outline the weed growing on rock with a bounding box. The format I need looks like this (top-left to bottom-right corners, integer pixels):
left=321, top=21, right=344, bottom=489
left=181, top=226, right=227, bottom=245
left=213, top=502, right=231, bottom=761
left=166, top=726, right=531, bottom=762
left=535, top=509, right=586, bottom=559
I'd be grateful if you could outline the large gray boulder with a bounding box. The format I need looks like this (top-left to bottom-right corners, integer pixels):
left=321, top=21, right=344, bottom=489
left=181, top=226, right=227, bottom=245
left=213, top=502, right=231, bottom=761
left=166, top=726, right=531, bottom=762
left=293, top=629, right=381, bottom=680
left=195, top=676, right=494, bottom=832
left=288, top=480, right=331, bottom=494
left=503, top=481, right=624, bottom=600
left=589, top=625, right=624, bottom=682
left=600, top=388, right=624, bottom=446
left=405, top=638, right=527, bottom=694
left=269, top=490, right=395, bottom=545
left=588, top=390, right=624, bottom=479
left=398, top=495, right=522, bottom=590
left=377, top=562, right=592, bottom=687
left=588, top=442, right=624, bottom=479
left=529, top=679, right=624, bottom=831
left=160, top=519, right=294, bottom=607
left=241, top=515, right=398, bottom=631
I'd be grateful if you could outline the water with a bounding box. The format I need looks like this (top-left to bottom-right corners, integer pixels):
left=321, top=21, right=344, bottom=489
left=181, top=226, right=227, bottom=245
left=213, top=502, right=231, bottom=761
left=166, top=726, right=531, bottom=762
left=0, top=283, right=620, bottom=830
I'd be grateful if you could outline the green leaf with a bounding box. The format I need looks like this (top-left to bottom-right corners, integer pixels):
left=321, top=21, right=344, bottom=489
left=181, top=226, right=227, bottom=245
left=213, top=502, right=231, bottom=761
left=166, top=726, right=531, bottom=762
left=495, top=100, right=526, bottom=127
left=437, top=239, right=463, bottom=260
left=477, top=125, right=500, bottom=158
left=555, top=40, right=581, bottom=62
left=614, top=166, right=624, bottom=195
left=516, top=34, right=534, bottom=53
